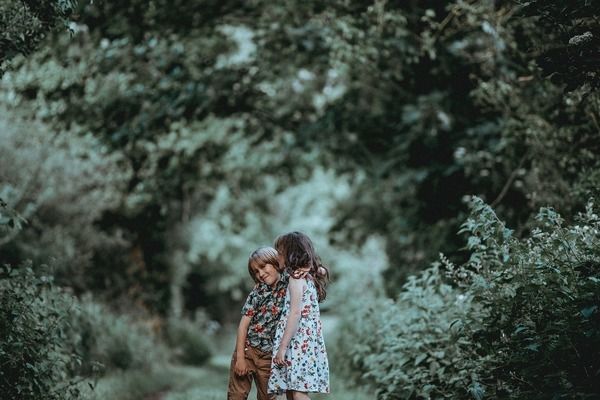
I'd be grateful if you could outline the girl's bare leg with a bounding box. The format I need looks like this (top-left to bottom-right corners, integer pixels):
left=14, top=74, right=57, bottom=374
left=285, top=392, right=294, bottom=400
left=289, top=391, right=310, bottom=400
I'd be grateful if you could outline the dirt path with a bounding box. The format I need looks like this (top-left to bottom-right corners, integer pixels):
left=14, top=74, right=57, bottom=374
left=141, top=314, right=347, bottom=400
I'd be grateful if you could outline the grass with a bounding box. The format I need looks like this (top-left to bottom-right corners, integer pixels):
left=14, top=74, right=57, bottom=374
left=76, top=368, right=176, bottom=400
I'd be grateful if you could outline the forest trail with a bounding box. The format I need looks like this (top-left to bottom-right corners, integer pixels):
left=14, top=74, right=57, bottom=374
left=140, top=315, right=353, bottom=400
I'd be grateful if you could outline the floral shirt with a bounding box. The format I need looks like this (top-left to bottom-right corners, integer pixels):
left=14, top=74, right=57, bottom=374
left=241, top=270, right=289, bottom=353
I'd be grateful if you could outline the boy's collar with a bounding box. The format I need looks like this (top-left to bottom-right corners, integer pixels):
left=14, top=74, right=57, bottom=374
left=270, top=271, right=289, bottom=288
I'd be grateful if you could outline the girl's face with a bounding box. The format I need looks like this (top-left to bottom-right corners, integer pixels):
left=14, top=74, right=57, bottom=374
left=252, top=262, right=280, bottom=287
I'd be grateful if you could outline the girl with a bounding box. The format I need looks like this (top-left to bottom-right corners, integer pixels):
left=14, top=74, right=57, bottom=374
left=268, top=232, right=330, bottom=400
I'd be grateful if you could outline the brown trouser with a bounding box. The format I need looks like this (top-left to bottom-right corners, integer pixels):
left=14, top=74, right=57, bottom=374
left=227, top=346, right=276, bottom=400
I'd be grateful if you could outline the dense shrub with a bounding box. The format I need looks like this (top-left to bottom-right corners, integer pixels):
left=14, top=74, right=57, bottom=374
left=452, top=197, right=600, bottom=398
left=0, top=257, right=171, bottom=399
left=335, top=198, right=600, bottom=399
left=0, top=110, right=132, bottom=295
left=165, top=315, right=213, bottom=366
left=0, top=0, right=76, bottom=74
left=0, top=263, right=81, bottom=400
left=66, top=295, right=169, bottom=373
left=332, top=268, right=486, bottom=399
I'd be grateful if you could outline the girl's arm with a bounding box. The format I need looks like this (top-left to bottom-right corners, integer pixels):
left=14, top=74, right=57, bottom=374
left=234, top=315, right=252, bottom=375
left=273, top=277, right=304, bottom=365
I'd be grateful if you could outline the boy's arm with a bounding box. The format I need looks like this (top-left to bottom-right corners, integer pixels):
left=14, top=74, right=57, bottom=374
left=234, top=315, right=252, bottom=376
left=273, top=277, right=304, bottom=365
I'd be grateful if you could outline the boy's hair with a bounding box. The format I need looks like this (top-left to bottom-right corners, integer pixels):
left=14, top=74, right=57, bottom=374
left=274, top=232, right=330, bottom=302
left=247, top=246, right=280, bottom=283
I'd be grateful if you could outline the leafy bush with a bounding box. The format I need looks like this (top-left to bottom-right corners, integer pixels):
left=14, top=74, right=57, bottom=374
left=0, top=259, right=170, bottom=399
left=331, top=269, right=485, bottom=399
left=450, top=197, right=600, bottom=398
left=66, top=295, right=169, bottom=373
left=335, top=198, right=600, bottom=399
left=0, top=263, right=81, bottom=400
left=165, top=314, right=213, bottom=366
left=0, top=110, right=132, bottom=294
left=0, top=0, right=76, bottom=74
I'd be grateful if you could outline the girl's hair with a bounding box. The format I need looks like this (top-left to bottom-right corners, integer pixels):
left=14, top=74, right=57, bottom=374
left=274, top=232, right=330, bottom=302
left=247, top=246, right=281, bottom=283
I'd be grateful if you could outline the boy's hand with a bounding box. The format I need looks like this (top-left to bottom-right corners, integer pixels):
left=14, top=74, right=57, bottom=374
left=273, top=348, right=286, bottom=366
left=234, top=356, right=249, bottom=376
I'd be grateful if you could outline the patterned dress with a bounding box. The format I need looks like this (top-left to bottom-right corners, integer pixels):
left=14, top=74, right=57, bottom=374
left=268, top=277, right=330, bottom=394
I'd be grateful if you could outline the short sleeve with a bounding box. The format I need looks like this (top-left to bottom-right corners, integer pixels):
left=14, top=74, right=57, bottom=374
left=241, top=285, right=260, bottom=317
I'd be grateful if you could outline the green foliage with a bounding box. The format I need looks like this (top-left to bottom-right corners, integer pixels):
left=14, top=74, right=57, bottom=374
left=520, top=0, right=600, bottom=90
left=331, top=269, right=485, bottom=399
left=0, top=196, right=27, bottom=232
left=0, top=258, right=171, bottom=399
left=0, top=264, right=176, bottom=400
left=0, top=110, right=132, bottom=295
left=451, top=197, right=600, bottom=398
left=172, top=168, right=386, bottom=319
left=328, top=0, right=600, bottom=288
left=3, top=0, right=599, bottom=308
left=1, top=2, right=599, bottom=396
left=0, top=0, right=77, bottom=74
left=165, top=315, right=213, bottom=366
left=0, top=262, right=81, bottom=400
left=77, top=367, right=176, bottom=400
left=335, top=198, right=600, bottom=399
left=66, top=295, right=169, bottom=373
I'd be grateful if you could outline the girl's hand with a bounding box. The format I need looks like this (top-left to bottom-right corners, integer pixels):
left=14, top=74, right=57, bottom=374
left=234, top=356, right=249, bottom=376
left=291, top=266, right=310, bottom=279
left=273, top=348, right=286, bottom=366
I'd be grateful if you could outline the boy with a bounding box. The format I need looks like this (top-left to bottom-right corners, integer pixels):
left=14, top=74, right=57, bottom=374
left=227, top=247, right=287, bottom=400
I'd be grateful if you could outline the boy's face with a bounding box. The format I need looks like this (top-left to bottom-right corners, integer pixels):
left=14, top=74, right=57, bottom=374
left=253, top=263, right=280, bottom=287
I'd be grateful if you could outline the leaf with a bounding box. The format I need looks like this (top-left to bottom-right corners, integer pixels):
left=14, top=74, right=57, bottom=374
left=414, top=353, right=427, bottom=366
left=432, top=351, right=445, bottom=359
left=450, top=319, right=462, bottom=328
left=581, top=305, right=598, bottom=319
left=525, top=343, right=540, bottom=352
left=469, top=382, right=485, bottom=400
left=514, top=325, right=527, bottom=334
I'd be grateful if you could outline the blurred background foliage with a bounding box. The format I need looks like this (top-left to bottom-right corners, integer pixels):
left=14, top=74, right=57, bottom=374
left=0, top=0, right=77, bottom=75
left=1, top=0, right=599, bottom=399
